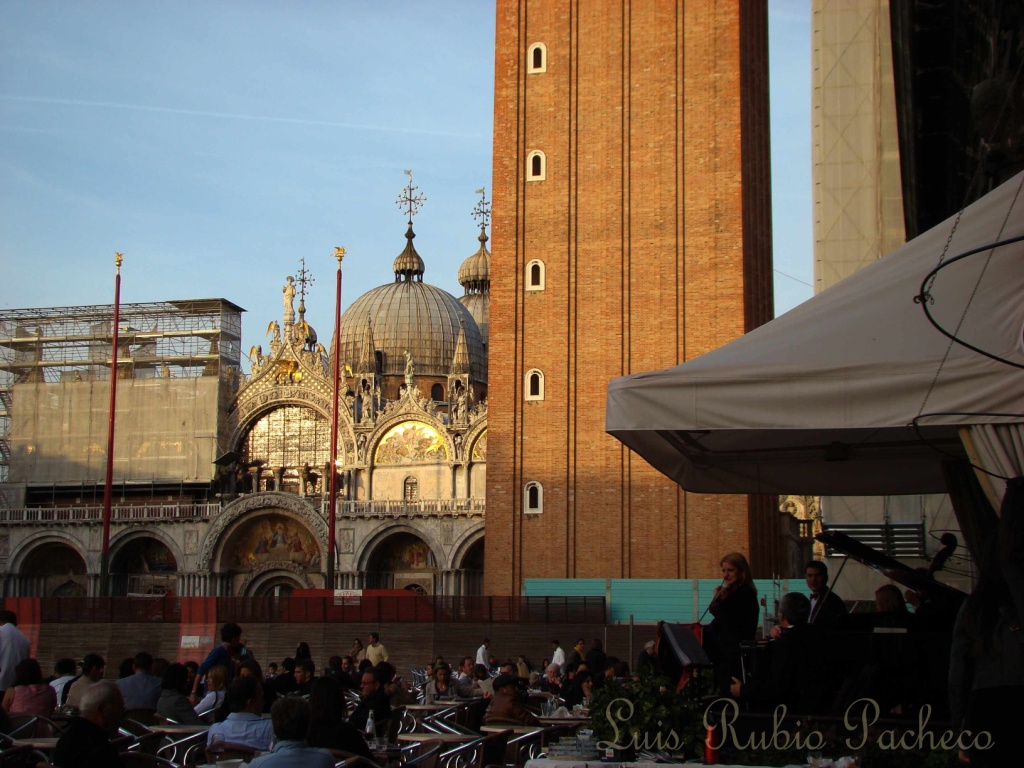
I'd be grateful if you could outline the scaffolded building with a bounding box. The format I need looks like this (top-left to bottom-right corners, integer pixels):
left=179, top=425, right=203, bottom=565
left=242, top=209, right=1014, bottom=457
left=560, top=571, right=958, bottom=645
left=0, top=300, right=243, bottom=595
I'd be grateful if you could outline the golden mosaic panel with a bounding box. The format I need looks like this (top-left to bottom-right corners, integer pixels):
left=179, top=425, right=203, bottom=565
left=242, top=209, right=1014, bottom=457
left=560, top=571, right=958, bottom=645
left=375, top=421, right=448, bottom=464
left=471, top=430, right=487, bottom=461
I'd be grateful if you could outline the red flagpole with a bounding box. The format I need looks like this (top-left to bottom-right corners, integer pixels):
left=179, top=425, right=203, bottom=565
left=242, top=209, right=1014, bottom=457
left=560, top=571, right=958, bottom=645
left=100, top=252, right=123, bottom=597
left=327, top=246, right=346, bottom=590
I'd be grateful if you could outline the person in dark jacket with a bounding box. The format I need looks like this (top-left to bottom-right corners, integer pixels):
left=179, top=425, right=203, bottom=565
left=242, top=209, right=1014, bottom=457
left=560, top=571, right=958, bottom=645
left=308, top=677, right=373, bottom=759
left=805, top=561, right=847, bottom=628
left=348, top=668, right=391, bottom=733
left=484, top=674, right=539, bottom=725
left=158, top=663, right=204, bottom=725
left=705, top=551, right=759, bottom=692
left=730, top=593, right=829, bottom=713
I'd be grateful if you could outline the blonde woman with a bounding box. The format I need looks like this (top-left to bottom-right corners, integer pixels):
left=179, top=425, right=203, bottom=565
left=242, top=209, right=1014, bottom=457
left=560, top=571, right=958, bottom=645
left=705, top=552, right=758, bottom=691
left=193, top=665, right=227, bottom=722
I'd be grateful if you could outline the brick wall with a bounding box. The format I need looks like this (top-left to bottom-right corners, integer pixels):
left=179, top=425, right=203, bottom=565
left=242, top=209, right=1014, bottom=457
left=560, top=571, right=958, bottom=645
left=486, top=0, right=776, bottom=595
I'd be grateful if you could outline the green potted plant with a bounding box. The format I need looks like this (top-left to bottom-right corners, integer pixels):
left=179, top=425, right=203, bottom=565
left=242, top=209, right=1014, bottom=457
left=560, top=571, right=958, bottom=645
left=588, top=666, right=706, bottom=761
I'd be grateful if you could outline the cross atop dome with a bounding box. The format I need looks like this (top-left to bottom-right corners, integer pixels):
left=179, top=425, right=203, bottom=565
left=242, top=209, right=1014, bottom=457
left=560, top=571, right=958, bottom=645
left=296, top=257, right=314, bottom=308
left=395, top=169, right=427, bottom=225
left=471, top=187, right=490, bottom=233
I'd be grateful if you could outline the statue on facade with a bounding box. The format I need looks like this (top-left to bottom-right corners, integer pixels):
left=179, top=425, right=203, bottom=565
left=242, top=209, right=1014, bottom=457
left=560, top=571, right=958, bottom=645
left=451, top=388, right=467, bottom=422
left=404, top=350, right=415, bottom=388
left=267, top=321, right=282, bottom=356
left=300, top=463, right=320, bottom=496
left=248, top=344, right=265, bottom=368
left=283, top=276, right=296, bottom=326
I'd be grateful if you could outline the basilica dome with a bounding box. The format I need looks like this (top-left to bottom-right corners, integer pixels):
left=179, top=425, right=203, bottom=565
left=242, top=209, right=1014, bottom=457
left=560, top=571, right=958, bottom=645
left=458, top=227, right=490, bottom=347
left=335, top=224, right=486, bottom=382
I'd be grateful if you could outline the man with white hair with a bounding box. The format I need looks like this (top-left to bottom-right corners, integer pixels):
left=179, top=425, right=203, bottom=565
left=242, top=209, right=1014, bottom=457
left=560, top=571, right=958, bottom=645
left=637, top=640, right=658, bottom=672
left=53, top=680, right=126, bottom=768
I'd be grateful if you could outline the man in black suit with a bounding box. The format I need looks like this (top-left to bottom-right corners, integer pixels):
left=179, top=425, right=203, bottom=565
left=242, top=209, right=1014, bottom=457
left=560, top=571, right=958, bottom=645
left=730, top=593, right=830, bottom=713
left=349, top=668, right=391, bottom=734
left=805, top=560, right=847, bottom=628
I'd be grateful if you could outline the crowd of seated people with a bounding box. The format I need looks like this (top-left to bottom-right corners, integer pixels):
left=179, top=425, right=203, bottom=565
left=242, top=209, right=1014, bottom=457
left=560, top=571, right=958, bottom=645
left=1, top=616, right=654, bottom=767
left=1, top=571, right=977, bottom=768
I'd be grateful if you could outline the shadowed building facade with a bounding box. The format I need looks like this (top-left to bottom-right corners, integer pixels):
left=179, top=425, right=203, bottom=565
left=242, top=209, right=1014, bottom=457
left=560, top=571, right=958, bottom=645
left=485, top=0, right=778, bottom=594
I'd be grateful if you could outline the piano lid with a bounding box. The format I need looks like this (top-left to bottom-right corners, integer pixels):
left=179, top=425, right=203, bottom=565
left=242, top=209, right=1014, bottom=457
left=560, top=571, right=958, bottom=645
left=815, top=530, right=967, bottom=603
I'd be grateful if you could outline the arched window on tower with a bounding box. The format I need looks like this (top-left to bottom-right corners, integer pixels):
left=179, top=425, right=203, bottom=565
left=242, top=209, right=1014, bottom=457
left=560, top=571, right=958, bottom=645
left=527, top=150, right=546, bottom=181
left=431, top=383, right=444, bottom=401
left=403, top=477, right=419, bottom=502
left=524, top=481, right=543, bottom=514
left=528, top=43, right=547, bottom=73
left=526, top=259, right=545, bottom=291
left=525, top=369, right=544, bottom=401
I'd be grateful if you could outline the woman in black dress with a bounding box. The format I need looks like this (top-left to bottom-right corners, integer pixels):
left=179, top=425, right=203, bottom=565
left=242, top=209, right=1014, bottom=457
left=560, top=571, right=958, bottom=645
left=705, top=551, right=759, bottom=692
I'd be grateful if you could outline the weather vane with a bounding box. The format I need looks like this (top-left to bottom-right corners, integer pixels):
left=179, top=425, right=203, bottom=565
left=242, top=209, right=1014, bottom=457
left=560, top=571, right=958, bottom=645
left=296, top=256, right=314, bottom=304
left=471, top=187, right=491, bottom=231
left=395, top=169, right=426, bottom=224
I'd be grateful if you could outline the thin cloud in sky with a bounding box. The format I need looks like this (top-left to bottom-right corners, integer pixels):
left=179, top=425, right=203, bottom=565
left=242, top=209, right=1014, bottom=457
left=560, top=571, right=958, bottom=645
left=0, top=94, right=483, bottom=140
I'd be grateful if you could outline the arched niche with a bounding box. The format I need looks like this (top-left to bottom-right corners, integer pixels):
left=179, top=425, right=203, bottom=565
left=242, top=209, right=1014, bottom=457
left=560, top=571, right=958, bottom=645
left=110, top=534, right=179, bottom=596
left=238, top=562, right=313, bottom=597
left=218, top=512, right=322, bottom=575
left=20, top=541, right=88, bottom=597
left=449, top=528, right=485, bottom=597
left=240, top=404, right=334, bottom=494
left=197, top=491, right=326, bottom=572
left=362, top=530, right=438, bottom=593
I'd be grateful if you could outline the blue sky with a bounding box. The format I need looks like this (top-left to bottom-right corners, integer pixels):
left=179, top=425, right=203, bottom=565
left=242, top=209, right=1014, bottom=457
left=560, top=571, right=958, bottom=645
left=0, top=1, right=812, bottom=366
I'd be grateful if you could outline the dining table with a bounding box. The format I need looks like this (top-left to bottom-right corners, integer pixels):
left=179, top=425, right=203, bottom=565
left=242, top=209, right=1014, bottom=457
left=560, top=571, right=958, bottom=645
left=148, top=722, right=211, bottom=735
left=481, top=724, right=543, bottom=734
left=537, top=716, right=592, bottom=727
left=403, top=702, right=459, bottom=727
left=396, top=732, right=480, bottom=744
left=11, top=736, right=60, bottom=751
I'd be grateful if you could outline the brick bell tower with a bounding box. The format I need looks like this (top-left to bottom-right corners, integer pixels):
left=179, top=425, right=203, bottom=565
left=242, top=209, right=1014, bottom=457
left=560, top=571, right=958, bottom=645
left=486, top=0, right=778, bottom=595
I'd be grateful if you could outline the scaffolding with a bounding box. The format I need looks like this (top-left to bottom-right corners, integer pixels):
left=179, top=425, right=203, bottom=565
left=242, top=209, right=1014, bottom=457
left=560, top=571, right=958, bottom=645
left=0, top=299, right=244, bottom=484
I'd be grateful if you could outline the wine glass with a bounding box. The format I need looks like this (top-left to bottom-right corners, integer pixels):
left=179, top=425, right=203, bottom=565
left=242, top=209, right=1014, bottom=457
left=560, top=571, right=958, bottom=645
left=208, top=732, right=226, bottom=762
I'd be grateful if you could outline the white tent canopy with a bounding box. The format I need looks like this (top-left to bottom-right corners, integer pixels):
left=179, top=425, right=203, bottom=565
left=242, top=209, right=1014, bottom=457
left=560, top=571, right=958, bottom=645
left=606, top=172, right=1024, bottom=498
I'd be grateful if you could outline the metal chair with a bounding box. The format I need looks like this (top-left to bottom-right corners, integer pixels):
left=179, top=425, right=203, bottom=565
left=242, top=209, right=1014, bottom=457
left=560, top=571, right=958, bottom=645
left=475, top=729, right=511, bottom=768
left=436, top=736, right=484, bottom=768
left=401, top=739, right=443, bottom=768
left=154, top=729, right=207, bottom=765
left=2, top=717, right=37, bottom=739
left=0, top=744, right=43, bottom=767
left=205, top=741, right=257, bottom=762
left=457, top=700, right=489, bottom=735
